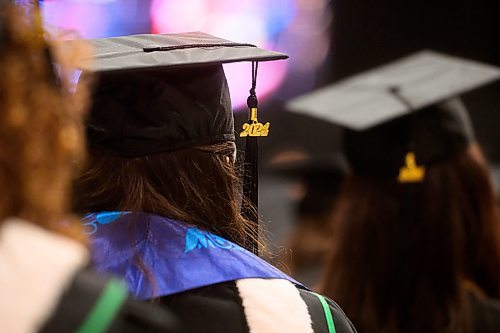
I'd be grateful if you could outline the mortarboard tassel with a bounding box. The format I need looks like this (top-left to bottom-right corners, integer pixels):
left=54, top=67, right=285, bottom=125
left=240, top=61, right=270, bottom=255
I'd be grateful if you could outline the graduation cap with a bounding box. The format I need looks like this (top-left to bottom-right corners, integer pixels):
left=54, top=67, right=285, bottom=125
left=80, top=32, right=288, bottom=254
left=287, top=51, right=500, bottom=181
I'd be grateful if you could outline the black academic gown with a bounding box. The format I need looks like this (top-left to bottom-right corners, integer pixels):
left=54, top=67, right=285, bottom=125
left=159, top=280, right=356, bottom=333
left=40, top=268, right=179, bottom=333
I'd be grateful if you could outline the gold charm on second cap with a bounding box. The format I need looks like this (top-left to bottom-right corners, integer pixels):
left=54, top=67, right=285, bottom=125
left=240, top=108, right=270, bottom=137
left=397, top=152, right=425, bottom=183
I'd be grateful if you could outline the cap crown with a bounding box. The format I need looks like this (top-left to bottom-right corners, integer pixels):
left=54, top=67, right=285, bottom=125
left=82, top=32, right=288, bottom=156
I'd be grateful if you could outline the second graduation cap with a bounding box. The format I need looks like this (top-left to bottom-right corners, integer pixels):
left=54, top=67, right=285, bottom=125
left=287, top=51, right=500, bottom=181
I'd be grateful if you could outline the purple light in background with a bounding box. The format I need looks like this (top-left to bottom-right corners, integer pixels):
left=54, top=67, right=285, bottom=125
left=261, top=0, right=297, bottom=36
left=272, top=0, right=333, bottom=99
left=40, top=0, right=332, bottom=107
left=151, top=0, right=208, bottom=33
left=224, top=59, right=288, bottom=111
left=41, top=0, right=149, bottom=38
left=150, top=0, right=294, bottom=109
left=41, top=1, right=110, bottom=38
left=210, top=13, right=267, bottom=45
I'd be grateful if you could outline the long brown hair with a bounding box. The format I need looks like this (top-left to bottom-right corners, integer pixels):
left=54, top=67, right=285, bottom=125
left=320, top=144, right=500, bottom=333
left=0, top=4, right=90, bottom=241
left=74, top=142, right=260, bottom=249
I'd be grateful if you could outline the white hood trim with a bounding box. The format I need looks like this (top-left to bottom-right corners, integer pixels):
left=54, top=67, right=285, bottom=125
left=237, top=278, right=314, bottom=333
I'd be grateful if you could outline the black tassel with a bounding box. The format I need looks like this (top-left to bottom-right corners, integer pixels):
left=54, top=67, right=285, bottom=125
left=243, top=99, right=259, bottom=254
left=241, top=62, right=262, bottom=255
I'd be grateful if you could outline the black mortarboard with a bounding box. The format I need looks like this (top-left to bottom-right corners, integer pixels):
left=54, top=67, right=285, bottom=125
left=82, top=32, right=287, bottom=156
left=80, top=32, right=287, bottom=253
left=287, top=51, right=500, bottom=181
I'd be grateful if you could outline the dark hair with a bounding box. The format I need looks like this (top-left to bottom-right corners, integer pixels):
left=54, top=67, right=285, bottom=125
left=74, top=141, right=259, bottom=249
left=279, top=170, right=344, bottom=284
left=320, top=144, right=500, bottom=333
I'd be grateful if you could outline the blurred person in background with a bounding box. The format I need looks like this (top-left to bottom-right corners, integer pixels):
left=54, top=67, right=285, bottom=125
left=288, top=52, right=500, bottom=333
left=268, top=149, right=346, bottom=287
left=0, top=2, right=178, bottom=332
left=321, top=100, right=500, bottom=332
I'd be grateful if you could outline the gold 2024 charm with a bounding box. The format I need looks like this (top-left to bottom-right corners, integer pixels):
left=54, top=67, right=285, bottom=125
left=240, top=108, right=270, bottom=137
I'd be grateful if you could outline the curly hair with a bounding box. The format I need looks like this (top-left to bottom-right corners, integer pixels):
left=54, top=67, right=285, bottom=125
left=0, top=4, right=91, bottom=241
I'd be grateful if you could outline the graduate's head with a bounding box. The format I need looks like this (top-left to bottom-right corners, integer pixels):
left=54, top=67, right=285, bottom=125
left=0, top=1, right=89, bottom=238
left=288, top=51, right=500, bottom=332
left=73, top=33, right=286, bottom=247
left=73, top=64, right=251, bottom=245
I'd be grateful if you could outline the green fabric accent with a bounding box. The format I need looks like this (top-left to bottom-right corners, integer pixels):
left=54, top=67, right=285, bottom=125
left=313, top=293, right=337, bottom=333
left=76, top=279, right=128, bottom=333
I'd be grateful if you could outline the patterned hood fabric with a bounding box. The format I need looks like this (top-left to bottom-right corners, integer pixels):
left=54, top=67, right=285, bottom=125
left=84, top=212, right=300, bottom=300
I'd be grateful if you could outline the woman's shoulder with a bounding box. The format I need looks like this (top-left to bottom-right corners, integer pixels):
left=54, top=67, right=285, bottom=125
left=159, top=278, right=357, bottom=333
